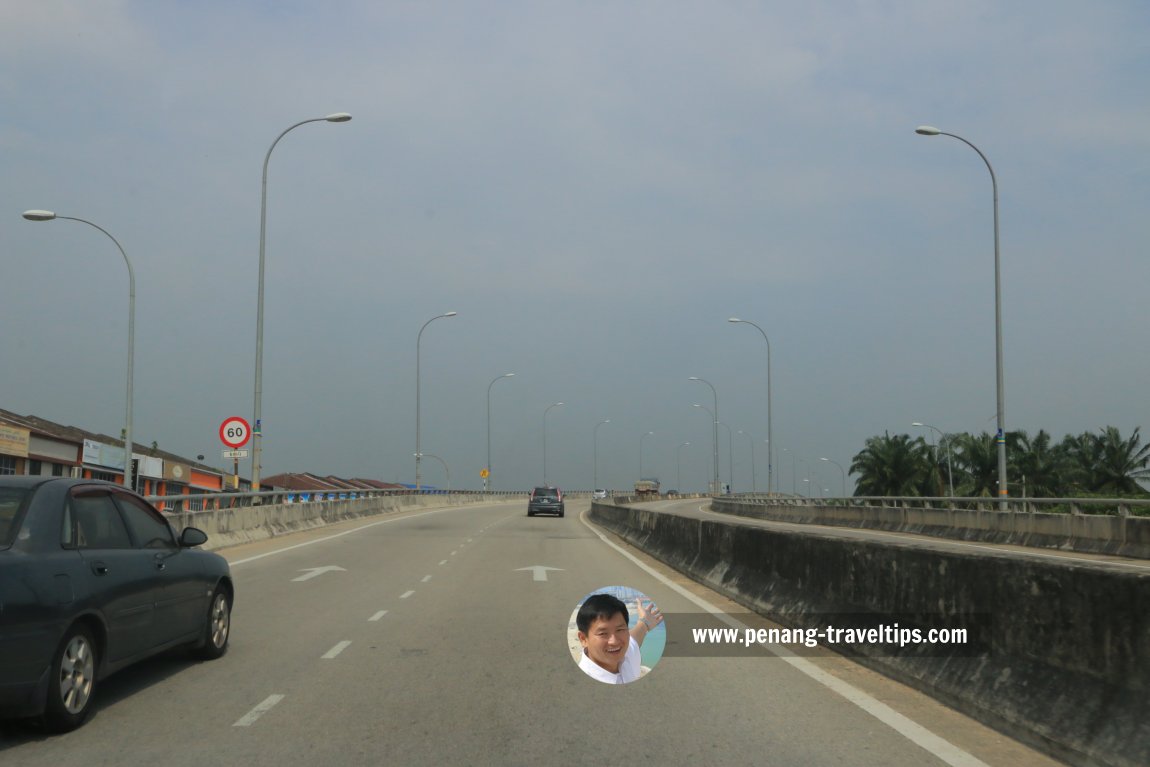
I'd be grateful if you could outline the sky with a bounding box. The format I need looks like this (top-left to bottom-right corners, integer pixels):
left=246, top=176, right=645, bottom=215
left=2, top=1, right=1148, bottom=495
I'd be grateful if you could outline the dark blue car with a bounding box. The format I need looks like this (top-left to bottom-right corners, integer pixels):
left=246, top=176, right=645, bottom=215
left=0, top=477, right=233, bottom=731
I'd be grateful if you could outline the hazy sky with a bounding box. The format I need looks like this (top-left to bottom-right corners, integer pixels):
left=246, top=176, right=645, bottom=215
left=2, top=1, right=1147, bottom=494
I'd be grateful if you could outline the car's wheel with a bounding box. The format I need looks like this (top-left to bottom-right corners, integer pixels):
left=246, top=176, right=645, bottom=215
left=193, top=587, right=231, bottom=660
left=43, top=625, right=98, bottom=733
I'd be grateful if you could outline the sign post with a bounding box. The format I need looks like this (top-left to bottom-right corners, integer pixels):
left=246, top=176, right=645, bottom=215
left=220, top=417, right=252, bottom=491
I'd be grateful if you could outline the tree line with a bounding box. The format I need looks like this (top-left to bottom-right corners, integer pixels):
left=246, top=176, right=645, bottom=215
left=849, top=426, right=1150, bottom=498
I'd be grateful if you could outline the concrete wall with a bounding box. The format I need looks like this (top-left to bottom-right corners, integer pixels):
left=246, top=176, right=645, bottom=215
left=713, top=498, right=1150, bottom=560
left=166, top=493, right=518, bottom=550
left=590, top=501, right=1150, bottom=767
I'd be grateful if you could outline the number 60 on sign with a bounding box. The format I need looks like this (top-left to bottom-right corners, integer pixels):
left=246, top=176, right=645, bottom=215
left=219, top=416, right=252, bottom=449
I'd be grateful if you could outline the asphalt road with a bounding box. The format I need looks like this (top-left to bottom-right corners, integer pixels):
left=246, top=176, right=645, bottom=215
left=0, top=498, right=1066, bottom=766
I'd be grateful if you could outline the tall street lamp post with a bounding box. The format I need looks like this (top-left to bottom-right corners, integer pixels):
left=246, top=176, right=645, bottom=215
left=689, top=377, right=720, bottom=494
left=593, top=419, right=610, bottom=491
left=728, top=318, right=773, bottom=494
left=782, top=447, right=796, bottom=495
left=819, top=457, right=847, bottom=498
left=416, top=452, right=450, bottom=490
left=251, top=112, right=351, bottom=492
left=738, top=430, right=756, bottom=492
left=543, top=402, right=564, bottom=485
left=913, top=421, right=955, bottom=498
left=23, top=211, right=136, bottom=491
left=639, top=431, right=655, bottom=478
left=486, top=373, right=515, bottom=490
left=416, top=311, right=458, bottom=491
left=718, top=421, right=734, bottom=492
left=916, top=125, right=1007, bottom=508
left=677, top=442, right=690, bottom=494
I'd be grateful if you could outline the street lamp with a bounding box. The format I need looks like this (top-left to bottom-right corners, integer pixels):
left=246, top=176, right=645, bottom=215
left=689, top=377, right=720, bottom=494
left=916, top=125, right=1007, bottom=507
left=486, top=373, right=515, bottom=490
left=718, top=421, right=734, bottom=492
left=543, top=402, right=564, bottom=485
left=819, top=457, right=847, bottom=498
left=639, top=431, right=655, bottom=478
left=415, top=453, right=450, bottom=491
left=416, top=311, right=458, bottom=491
left=691, top=403, right=719, bottom=493
left=251, top=112, right=351, bottom=492
left=913, top=421, right=955, bottom=498
left=729, top=318, right=773, bottom=494
left=593, top=419, right=610, bottom=490
left=23, top=211, right=136, bottom=491
left=782, top=447, right=796, bottom=495
left=677, top=442, right=690, bottom=494
left=738, top=430, right=756, bottom=493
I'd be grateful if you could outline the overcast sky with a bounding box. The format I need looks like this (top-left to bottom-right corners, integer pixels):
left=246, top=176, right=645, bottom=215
left=2, top=1, right=1147, bottom=494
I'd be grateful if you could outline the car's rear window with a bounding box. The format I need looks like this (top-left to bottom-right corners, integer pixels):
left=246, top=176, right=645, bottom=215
left=0, top=487, right=30, bottom=548
left=533, top=488, right=558, bottom=498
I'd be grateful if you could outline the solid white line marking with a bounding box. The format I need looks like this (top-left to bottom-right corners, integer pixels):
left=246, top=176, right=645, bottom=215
left=369, top=610, right=388, bottom=622
left=322, top=641, right=352, bottom=659
left=422, top=575, right=432, bottom=582
left=580, top=510, right=990, bottom=767
left=400, top=590, right=415, bottom=599
left=233, top=694, right=285, bottom=727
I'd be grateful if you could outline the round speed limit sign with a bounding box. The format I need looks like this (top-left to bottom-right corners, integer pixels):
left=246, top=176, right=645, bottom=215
left=219, top=416, right=252, bottom=449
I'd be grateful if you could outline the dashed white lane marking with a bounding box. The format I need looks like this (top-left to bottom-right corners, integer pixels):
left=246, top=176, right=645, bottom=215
left=422, top=575, right=432, bottom=582
left=400, top=590, right=415, bottom=599
left=439, top=560, right=448, bottom=566
left=234, top=694, right=285, bottom=727
left=450, top=550, right=458, bottom=556
left=369, top=610, right=388, bottom=622
left=228, top=505, right=481, bottom=566
left=581, top=510, right=990, bottom=767
left=322, top=641, right=352, bottom=659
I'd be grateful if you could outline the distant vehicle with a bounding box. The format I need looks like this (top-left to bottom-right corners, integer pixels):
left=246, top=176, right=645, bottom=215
left=0, top=477, right=234, bottom=732
left=634, top=479, right=660, bottom=497
left=592, top=489, right=608, bottom=500
left=527, top=486, right=564, bottom=517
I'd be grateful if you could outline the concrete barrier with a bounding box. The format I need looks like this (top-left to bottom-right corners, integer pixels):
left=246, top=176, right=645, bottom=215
left=166, top=493, right=518, bottom=551
left=591, top=501, right=1150, bottom=767
left=712, top=498, right=1150, bottom=560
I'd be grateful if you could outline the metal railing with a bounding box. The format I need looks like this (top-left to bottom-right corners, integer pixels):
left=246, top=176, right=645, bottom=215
left=718, top=493, right=1150, bottom=516
left=146, top=487, right=529, bottom=513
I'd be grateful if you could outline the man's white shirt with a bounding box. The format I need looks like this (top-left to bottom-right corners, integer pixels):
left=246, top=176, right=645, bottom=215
left=578, top=637, right=642, bottom=684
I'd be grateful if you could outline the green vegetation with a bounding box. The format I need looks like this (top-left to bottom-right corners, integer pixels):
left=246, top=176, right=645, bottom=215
left=850, top=426, right=1150, bottom=503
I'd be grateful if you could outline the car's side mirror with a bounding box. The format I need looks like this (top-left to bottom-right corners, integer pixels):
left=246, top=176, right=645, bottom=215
left=179, top=527, right=209, bottom=548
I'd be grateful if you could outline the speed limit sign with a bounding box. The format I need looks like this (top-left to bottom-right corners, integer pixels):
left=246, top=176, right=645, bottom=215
left=219, top=416, right=252, bottom=449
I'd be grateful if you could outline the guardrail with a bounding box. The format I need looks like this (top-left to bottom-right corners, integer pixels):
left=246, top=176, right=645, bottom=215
left=720, top=493, right=1150, bottom=516
left=146, top=488, right=530, bottom=513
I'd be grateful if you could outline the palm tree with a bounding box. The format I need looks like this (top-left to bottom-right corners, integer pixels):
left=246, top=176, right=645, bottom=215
left=1090, top=426, right=1150, bottom=495
left=1009, top=430, right=1066, bottom=498
left=953, top=432, right=999, bottom=497
left=850, top=433, right=930, bottom=496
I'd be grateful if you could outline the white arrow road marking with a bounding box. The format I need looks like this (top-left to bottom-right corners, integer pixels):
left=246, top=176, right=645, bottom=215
left=515, top=566, right=565, bottom=582
left=234, top=694, right=285, bottom=727
left=292, top=566, right=347, bottom=582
